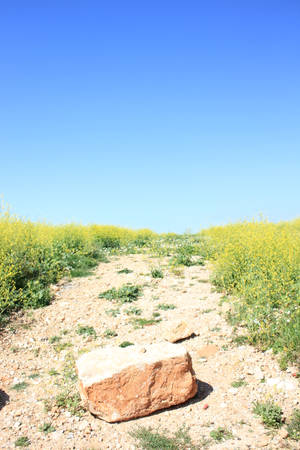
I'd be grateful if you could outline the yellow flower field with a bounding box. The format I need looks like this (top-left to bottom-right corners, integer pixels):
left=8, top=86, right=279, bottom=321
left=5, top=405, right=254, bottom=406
left=202, top=219, right=300, bottom=367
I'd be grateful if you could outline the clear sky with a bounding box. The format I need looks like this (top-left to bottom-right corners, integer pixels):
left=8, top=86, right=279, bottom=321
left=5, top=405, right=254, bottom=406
left=1, top=1, right=299, bottom=232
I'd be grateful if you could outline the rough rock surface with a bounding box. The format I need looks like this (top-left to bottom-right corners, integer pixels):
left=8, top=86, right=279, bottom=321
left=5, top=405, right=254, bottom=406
left=76, top=342, right=197, bottom=422
left=163, top=320, right=195, bottom=343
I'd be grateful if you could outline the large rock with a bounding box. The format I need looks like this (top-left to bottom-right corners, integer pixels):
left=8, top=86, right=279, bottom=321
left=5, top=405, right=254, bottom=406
left=76, top=342, right=197, bottom=422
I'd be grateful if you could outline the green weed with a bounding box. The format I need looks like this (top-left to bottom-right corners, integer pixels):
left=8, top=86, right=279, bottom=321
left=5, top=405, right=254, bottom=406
left=99, top=284, right=142, bottom=303
left=76, top=325, right=96, bottom=338
left=151, top=267, right=164, bottom=278
left=117, top=268, right=133, bottom=274
left=119, top=341, right=134, bottom=348
left=105, top=308, right=120, bottom=317
left=55, top=391, right=84, bottom=416
left=130, top=317, right=161, bottom=329
left=14, top=436, right=31, bottom=447
left=210, top=427, right=233, bottom=442
left=129, top=425, right=197, bottom=449
left=287, top=409, right=300, bottom=440
left=104, top=328, right=118, bottom=338
left=157, top=303, right=176, bottom=310
left=39, top=422, right=56, bottom=434
left=231, top=380, right=247, bottom=388
left=11, top=382, right=29, bottom=392
left=252, top=400, right=283, bottom=428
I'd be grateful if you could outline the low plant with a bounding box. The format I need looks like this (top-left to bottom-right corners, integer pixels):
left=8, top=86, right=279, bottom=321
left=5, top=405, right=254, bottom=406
left=129, top=425, right=197, bottom=449
left=287, top=408, right=300, bottom=440
left=99, top=284, right=142, bottom=303
left=38, top=422, right=56, bottom=434
left=252, top=400, right=283, bottom=428
left=157, top=303, right=176, bottom=310
left=49, top=335, right=61, bottom=344
left=28, top=373, right=39, bottom=379
left=117, top=268, right=133, bottom=274
left=210, top=427, right=233, bottom=442
left=49, top=368, right=59, bottom=376
left=119, top=341, right=134, bottom=348
left=151, top=267, right=164, bottom=278
left=130, top=317, right=161, bottom=329
left=125, top=306, right=142, bottom=315
left=53, top=342, right=72, bottom=353
left=76, top=325, right=96, bottom=338
left=231, top=380, right=247, bottom=388
left=11, top=382, right=29, bottom=392
left=105, top=308, right=120, bottom=317
left=55, top=391, right=85, bottom=416
left=104, top=328, right=118, bottom=338
left=232, top=335, right=249, bottom=345
left=14, top=436, right=31, bottom=447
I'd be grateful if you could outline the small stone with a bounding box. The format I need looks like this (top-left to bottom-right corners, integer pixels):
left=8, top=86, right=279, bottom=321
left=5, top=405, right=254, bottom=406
left=163, top=321, right=195, bottom=343
left=78, top=420, right=89, bottom=431
left=278, top=429, right=289, bottom=439
left=257, top=436, right=271, bottom=447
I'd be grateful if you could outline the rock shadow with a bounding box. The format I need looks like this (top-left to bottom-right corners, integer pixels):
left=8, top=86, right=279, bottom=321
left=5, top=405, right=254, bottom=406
left=0, top=389, right=9, bottom=411
left=175, top=333, right=198, bottom=343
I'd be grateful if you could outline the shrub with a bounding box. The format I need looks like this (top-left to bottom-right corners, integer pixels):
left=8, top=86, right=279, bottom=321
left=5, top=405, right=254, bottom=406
left=202, top=219, right=300, bottom=365
left=99, top=284, right=142, bottom=303
left=129, top=425, right=196, bottom=449
left=151, top=267, right=164, bottom=278
left=252, top=400, right=283, bottom=428
left=287, top=409, right=300, bottom=440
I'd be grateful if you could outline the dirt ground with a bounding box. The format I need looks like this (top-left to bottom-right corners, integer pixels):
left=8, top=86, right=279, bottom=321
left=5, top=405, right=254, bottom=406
left=1, top=254, right=299, bottom=449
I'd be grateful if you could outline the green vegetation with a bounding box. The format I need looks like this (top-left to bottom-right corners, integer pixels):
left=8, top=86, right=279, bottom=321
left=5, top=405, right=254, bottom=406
left=53, top=342, right=72, bottom=353
left=231, top=380, right=247, bottom=388
left=151, top=267, right=164, bottom=278
left=14, top=436, right=31, bottom=447
left=0, top=203, right=154, bottom=321
left=76, top=325, right=97, bottom=338
left=1, top=204, right=299, bottom=369
left=119, top=341, right=134, bottom=347
left=202, top=219, right=300, bottom=366
left=252, top=400, right=283, bottom=428
left=125, top=306, right=142, bottom=315
left=117, top=268, right=133, bottom=274
left=210, top=427, right=233, bottom=442
left=38, top=422, right=56, bottom=434
left=129, top=425, right=197, bottom=449
left=28, top=373, right=39, bottom=379
left=11, top=382, right=29, bottom=392
left=104, top=328, right=118, bottom=338
left=105, top=308, right=120, bottom=317
left=55, top=391, right=84, bottom=416
left=99, top=283, right=142, bottom=303
left=130, top=316, right=161, bottom=329
left=157, top=303, right=176, bottom=310
left=287, top=409, right=300, bottom=440
left=49, top=335, right=61, bottom=343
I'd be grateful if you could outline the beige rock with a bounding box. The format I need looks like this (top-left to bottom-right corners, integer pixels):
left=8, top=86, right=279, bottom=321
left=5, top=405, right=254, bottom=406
left=278, top=428, right=289, bottom=439
left=76, top=342, right=197, bottom=422
left=163, top=321, right=195, bottom=343
left=197, top=345, right=219, bottom=358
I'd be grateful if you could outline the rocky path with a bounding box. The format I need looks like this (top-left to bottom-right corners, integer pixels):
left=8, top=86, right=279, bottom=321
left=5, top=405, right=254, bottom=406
left=0, top=254, right=299, bottom=449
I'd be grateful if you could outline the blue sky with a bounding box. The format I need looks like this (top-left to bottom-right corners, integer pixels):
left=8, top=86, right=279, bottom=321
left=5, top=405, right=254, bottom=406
left=1, top=1, right=299, bottom=232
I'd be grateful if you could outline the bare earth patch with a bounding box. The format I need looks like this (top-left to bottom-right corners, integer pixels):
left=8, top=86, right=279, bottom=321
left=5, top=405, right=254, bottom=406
left=0, top=254, right=299, bottom=449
